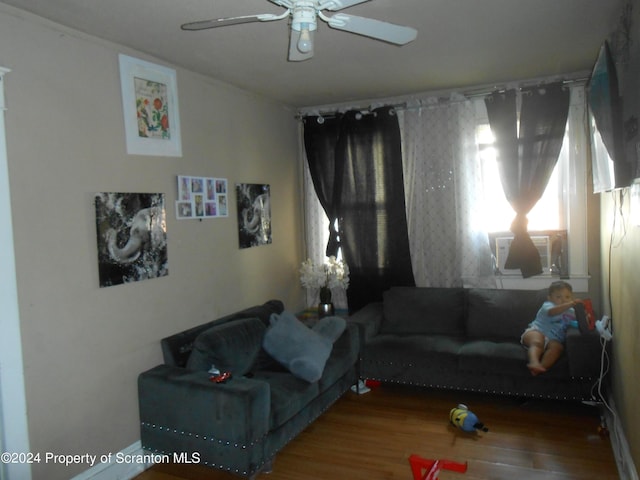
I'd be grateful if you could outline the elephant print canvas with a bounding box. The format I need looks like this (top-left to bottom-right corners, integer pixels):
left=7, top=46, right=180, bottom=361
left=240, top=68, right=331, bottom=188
left=95, top=192, right=168, bottom=287
left=236, top=183, right=271, bottom=249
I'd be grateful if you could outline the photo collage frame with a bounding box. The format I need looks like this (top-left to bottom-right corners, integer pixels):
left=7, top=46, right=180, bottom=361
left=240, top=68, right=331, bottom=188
left=176, top=175, right=228, bottom=219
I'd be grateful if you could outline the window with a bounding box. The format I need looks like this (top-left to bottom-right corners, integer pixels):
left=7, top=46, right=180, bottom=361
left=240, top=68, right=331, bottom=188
left=476, top=123, right=566, bottom=233
left=302, top=84, right=589, bottom=292
left=474, top=85, right=589, bottom=290
left=477, top=123, right=569, bottom=277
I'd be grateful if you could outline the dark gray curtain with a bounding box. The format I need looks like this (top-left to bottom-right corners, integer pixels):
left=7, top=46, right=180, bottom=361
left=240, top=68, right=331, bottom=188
left=303, top=107, right=415, bottom=313
left=484, top=83, right=569, bottom=278
left=303, top=118, right=343, bottom=256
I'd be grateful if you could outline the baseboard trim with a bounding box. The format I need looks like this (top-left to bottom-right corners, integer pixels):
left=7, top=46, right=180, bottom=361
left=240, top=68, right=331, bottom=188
left=70, top=441, right=150, bottom=480
left=603, top=395, right=639, bottom=480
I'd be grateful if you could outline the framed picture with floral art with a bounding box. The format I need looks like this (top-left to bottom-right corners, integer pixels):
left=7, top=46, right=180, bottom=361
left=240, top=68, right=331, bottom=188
left=118, top=54, right=182, bottom=157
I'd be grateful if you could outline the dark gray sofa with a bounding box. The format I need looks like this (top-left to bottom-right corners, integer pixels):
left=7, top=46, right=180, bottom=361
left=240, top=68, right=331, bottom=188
left=349, top=287, right=604, bottom=401
left=138, top=300, right=360, bottom=478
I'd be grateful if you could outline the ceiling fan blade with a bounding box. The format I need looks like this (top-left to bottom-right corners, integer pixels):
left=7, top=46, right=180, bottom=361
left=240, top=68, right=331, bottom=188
left=269, top=0, right=294, bottom=8
left=288, top=29, right=314, bottom=62
left=326, top=13, right=417, bottom=45
left=322, top=0, right=371, bottom=11
left=181, top=13, right=282, bottom=31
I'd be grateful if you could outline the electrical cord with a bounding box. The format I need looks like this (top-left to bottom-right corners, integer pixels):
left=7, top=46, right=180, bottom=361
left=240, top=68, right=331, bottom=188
left=590, top=334, right=611, bottom=406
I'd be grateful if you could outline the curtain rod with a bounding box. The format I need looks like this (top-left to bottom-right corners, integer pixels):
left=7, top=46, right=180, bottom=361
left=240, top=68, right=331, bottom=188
left=297, top=73, right=588, bottom=120
left=463, top=76, right=587, bottom=99
left=296, top=102, right=408, bottom=121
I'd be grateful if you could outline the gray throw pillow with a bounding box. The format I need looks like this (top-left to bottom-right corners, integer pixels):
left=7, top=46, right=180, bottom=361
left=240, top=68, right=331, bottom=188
left=263, top=311, right=346, bottom=383
left=312, top=315, right=347, bottom=342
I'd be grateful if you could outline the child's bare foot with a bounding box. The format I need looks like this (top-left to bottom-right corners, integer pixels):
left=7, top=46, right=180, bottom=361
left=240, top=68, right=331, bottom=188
left=528, top=363, right=547, bottom=376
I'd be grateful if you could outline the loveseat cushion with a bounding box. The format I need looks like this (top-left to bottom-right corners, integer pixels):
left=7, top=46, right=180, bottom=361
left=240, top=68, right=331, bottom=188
left=250, top=370, right=320, bottom=430
left=381, top=287, right=466, bottom=336
left=161, top=300, right=284, bottom=367
left=185, top=317, right=266, bottom=375
left=466, top=288, right=547, bottom=340
left=263, top=311, right=345, bottom=383
left=318, top=323, right=359, bottom=391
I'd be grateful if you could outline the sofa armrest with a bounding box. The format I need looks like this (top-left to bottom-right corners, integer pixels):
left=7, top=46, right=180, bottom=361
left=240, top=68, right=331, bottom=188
left=347, top=302, right=384, bottom=346
left=565, top=329, right=607, bottom=378
left=138, top=364, right=270, bottom=445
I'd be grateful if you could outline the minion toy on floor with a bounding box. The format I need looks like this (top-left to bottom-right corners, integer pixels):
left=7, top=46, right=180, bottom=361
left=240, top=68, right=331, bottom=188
left=450, top=404, right=488, bottom=433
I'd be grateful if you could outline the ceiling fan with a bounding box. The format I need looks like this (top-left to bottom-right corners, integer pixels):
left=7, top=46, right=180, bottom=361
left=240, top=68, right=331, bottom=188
left=181, top=0, right=418, bottom=62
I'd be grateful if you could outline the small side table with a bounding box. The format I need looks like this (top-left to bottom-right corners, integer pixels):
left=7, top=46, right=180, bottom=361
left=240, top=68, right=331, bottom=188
left=297, top=307, right=349, bottom=326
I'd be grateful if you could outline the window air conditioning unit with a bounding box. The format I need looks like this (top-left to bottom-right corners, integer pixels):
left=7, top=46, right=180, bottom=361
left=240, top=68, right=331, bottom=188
left=495, top=235, right=552, bottom=275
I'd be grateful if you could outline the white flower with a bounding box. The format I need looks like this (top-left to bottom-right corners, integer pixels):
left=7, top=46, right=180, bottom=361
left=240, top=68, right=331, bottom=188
left=299, top=256, right=350, bottom=290
left=299, top=258, right=326, bottom=289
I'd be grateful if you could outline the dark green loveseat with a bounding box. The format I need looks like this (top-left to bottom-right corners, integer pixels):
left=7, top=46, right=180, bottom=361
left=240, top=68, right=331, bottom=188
left=138, top=300, right=360, bottom=478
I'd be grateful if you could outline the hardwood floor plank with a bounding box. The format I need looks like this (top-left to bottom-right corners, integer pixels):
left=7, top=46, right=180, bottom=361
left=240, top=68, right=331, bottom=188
left=135, top=385, right=618, bottom=480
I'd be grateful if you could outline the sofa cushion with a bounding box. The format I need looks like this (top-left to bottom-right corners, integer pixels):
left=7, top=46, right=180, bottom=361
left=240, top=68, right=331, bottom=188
left=250, top=370, right=320, bottom=429
left=362, top=334, right=465, bottom=373
left=458, top=339, right=570, bottom=378
left=381, top=287, right=466, bottom=336
left=263, top=311, right=345, bottom=383
left=318, top=323, right=359, bottom=391
left=312, top=315, right=347, bottom=342
left=185, top=317, right=266, bottom=375
left=161, top=299, right=284, bottom=367
left=233, top=300, right=285, bottom=326
left=466, top=288, right=547, bottom=340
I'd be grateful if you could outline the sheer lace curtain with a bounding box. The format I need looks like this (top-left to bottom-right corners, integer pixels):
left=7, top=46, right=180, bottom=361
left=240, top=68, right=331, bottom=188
left=302, top=96, right=496, bottom=304
left=398, top=97, right=496, bottom=288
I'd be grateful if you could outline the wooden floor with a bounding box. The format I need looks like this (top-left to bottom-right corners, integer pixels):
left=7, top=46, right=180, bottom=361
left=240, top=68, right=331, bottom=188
left=135, top=385, right=618, bottom=480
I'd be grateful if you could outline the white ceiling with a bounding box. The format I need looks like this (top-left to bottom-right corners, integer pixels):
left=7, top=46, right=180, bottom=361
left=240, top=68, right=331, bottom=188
left=1, top=0, right=626, bottom=108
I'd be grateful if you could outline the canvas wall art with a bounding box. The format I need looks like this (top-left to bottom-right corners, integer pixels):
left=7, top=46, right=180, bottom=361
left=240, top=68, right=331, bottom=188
left=95, top=192, right=168, bottom=287
left=236, top=183, right=271, bottom=249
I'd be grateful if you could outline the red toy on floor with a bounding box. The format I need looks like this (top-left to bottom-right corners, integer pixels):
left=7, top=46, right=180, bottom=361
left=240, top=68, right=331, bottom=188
left=408, top=454, right=467, bottom=480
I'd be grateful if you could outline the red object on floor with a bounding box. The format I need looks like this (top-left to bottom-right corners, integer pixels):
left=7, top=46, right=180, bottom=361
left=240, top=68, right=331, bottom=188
left=364, top=379, right=381, bottom=388
left=408, top=454, right=467, bottom=480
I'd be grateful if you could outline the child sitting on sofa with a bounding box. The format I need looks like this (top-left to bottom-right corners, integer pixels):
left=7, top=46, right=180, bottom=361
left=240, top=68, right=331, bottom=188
left=521, top=281, right=582, bottom=376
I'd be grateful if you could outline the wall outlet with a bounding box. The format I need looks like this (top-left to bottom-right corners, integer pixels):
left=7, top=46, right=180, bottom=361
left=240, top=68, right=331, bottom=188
left=596, top=315, right=613, bottom=341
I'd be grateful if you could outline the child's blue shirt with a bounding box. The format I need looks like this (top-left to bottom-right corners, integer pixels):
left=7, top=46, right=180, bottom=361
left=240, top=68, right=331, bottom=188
left=528, top=301, right=577, bottom=343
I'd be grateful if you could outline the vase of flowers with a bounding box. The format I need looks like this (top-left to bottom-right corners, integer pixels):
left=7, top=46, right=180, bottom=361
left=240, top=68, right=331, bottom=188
left=300, top=256, right=350, bottom=318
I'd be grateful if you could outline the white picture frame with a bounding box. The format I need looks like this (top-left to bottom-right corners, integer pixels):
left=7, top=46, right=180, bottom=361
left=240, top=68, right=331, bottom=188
left=175, top=176, right=228, bottom=219
left=118, top=54, right=182, bottom=157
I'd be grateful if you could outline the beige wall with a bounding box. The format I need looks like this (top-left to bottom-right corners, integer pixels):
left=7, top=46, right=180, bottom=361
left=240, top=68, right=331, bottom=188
left=4, top=3, right=637, bottom=480
left=600, top=191, right=640, bottom=475
left=0, top=5, right=303, bottom=479
left=603, top=1, right=640, bottom=475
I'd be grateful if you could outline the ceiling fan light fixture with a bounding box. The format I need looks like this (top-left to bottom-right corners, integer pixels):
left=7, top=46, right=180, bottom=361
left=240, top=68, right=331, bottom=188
left=291, top=1, right=318, bottom=32
left=297, top=24, right=313, bottom=53
left=291, top=1, right=317, bottom=55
